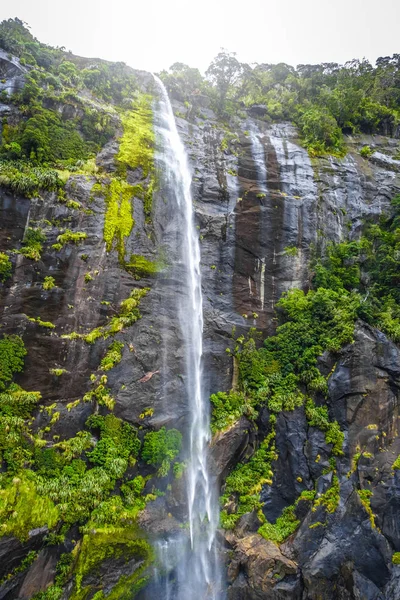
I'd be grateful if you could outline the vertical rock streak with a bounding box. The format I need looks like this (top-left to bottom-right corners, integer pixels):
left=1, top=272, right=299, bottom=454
left=152, top=76, right=222, bottom=599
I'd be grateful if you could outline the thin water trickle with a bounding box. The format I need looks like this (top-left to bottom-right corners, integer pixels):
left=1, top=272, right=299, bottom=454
left=248, top=121, right=268, bottom=195
left=148, top=75, right=223, bottom=599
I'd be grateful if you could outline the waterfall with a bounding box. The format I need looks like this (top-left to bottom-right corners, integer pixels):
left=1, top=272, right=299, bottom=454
left=148, top=76, right=223, bottom=599
left=248, top=121, right=268, bottom=195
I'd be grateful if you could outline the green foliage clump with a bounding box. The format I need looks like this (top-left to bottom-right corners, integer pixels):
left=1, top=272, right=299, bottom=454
left=142, top=427, right=182, bottom=476
left=393, top=552, right=400, bottom=565
left=86, top=413, right=140, bottom=477
left=83, top=375, right=115, bottom=410
left=357, top=489, right=376, bottom=527
left=43, top=276, right=56, bottom=290
left=0, top=252, right=12, bottom=282
left=210, top=390, right=255, bottom=433
left=52, top=229, right=87, bottom=251
left=220, top=426, right=276, bottom=528
left=0, top=335, right=27, bottom=391
left=360, top=145, right=373, bottom=158
left=258, top=504, right=300, bottom=543
left=298, top=105, right=345, bottom=156
left=18, top=227, right=46, bottom=261
left=0, top=161, right=63, bottom=197
left=99, top=341, right=124, bottom=371
left=305, top=399, right=344, bottom=455
left=283, top=246, right=298, bottom=257
left=393, top=455, right=400, bottom=470
left=314, top=476, right=340, bottom=514
left=27, top=316, right=56, bottom=329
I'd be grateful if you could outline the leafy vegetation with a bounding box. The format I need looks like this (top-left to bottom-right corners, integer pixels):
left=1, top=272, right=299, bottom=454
left=43, top=275, right=56, bottom=290
left=0, top=335, right=27, bottom=391
left=52, top=229, right=87, bottom=251
left=258, top=490, right=315, bottom=543
left=0, top=252, right=12, bottom=282
left=99, top=341, right=124, bottom=371
left=18, top=227, right=46, bottom=261
left=142, top=427, right=182, bottom=477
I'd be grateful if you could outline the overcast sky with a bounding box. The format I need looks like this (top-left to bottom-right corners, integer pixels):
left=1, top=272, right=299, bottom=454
left=1, top=0, right=399, bottom=73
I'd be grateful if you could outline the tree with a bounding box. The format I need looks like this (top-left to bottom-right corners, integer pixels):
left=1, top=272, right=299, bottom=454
left=206, top=50, right=245, bottom=114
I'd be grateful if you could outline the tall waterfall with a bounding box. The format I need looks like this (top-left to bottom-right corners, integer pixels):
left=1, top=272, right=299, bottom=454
left=149, top=76, right=223, bottom=599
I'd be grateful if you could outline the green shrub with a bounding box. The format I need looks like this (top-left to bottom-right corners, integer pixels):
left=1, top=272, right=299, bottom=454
left=0, top=253, right=12, bottom=282
left=142, top=427, right=182, bottom=476
left=393, top=552, right=400, bottom=565
left=52, top=230, right=87, bottom=250
left=258, top=504, right=299, bottom=543
left=360, top=145, right=373, bottom=158
left=19, top=228, right=46, bottom=261
left=0, top=335, right=27, bottom=391
left=43, top=276, right=56, bottom=290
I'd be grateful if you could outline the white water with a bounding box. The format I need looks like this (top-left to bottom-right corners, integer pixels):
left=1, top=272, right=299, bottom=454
left=248, top=121, right=268, bottom=195
left=150, top=76, right=223, bottom=599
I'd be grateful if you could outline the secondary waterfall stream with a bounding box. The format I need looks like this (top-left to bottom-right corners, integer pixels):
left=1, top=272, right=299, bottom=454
left=147, top=76, right=223, bottom=599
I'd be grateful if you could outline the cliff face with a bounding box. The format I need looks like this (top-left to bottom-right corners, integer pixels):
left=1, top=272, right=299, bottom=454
left=1, top=47, right=400, bottom=600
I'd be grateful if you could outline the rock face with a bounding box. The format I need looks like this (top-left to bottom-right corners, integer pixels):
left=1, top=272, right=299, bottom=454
left=1, top=60, right=400, bottom=599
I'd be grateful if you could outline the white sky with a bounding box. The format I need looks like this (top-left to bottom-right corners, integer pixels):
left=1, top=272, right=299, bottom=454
left=1, top=0, right=399, bottom=73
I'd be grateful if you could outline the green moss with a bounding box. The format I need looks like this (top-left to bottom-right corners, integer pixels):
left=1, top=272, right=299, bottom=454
left=0, top=474, right=59, bottom=540
left=83, top=375, right=115, bottom=410
left=27, top=316, right=56, bottom=329
left=43, top=276, right=56, bottom=290
left=125, top=254, right=159, bottom=279
left=116, top=94, right=156, bottom=220
left=0, top=550, right=38, bottom=586
left=99, top=341, right=124, bottom=371
left=117, top=95, right=154, bottom=179
left=0, top=252, right=12, bottom=282
left=357, top=489, right=376, bottom=527
left=103, top=178, right=135, bottom=261
left=73, top=527, right=152, bottom=595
